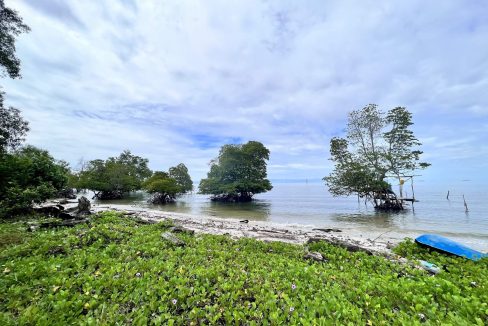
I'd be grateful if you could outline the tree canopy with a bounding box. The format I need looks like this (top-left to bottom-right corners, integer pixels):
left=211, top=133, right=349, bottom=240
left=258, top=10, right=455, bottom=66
left=199, top=141, right=272, bottom=202
left=168, top=163, right=193, bottom=193
left=78, top=150, right=152, bottom=200
left=0, top=90, right=29, bottom=153
left=0, top=0, right=30, bottom=79
left=142, top=171, right=181, bottom=204
left=0, top=146, right=68, bottom=217
left=324, top=104, right=429, bottom=209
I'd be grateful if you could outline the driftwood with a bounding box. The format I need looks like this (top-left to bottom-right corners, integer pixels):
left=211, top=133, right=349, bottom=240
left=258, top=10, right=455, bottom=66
left=28, top=218, right=90, bottom=231
left=313, top=228, right=342, bottom=233
left=258, top=228, right=288, bottom=234
left=161, top=232, right=186, bottom=246
left=169, top=226, right=195, bottom=235
left=35, top=196, right=91, bottom=220
left=307, top=237, right=374, bottom=255
left=40, top=218, right=90, bottom=229
left=132, top=217, right=158, bottom=225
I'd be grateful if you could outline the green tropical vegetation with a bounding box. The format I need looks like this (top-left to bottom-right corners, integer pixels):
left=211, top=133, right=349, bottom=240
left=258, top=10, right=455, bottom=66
left=77, top=151, right=152, bottom=200
left=0, top=91, right=29, bottom=153
left=0, top=146, right=68, bottom=218
left=0, top=0, right=30, bottom=79
left=143, top=171, right=182, bottom=204
left=324, top=104, right=430, bottom=210
left=1, top=212, right=486, bottom=325
left=2, top=4, right=485, bottom=325
left=199, top=141, right=272, bottom=202
left=169, top=163, right=193, bottom=193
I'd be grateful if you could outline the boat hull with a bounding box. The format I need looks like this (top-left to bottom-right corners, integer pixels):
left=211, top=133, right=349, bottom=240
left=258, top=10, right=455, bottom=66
left=415, top=234, right=487, bottom=261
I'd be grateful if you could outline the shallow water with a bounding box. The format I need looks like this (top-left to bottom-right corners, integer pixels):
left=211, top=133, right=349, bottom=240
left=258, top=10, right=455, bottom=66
left=93, top=182, right=488, bottom=251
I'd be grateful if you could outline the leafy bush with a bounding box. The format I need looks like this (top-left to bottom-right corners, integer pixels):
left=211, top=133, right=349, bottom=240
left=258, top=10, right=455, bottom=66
left=1, top=213, right=486, bottom=324
left=77, top=150, right=152, bottom=199
left=0, top=146, right=67, bottom=217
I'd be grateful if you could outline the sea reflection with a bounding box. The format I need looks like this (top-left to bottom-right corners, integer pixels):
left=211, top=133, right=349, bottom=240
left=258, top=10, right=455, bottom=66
left=330, top=209, right=411, bottom=229
left=93, top=191, right=272, bottom=221
left=201, top=200, right=271, bottom=221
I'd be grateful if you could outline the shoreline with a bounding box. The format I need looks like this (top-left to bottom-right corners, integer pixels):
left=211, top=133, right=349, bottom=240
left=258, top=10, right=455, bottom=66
left=46, top=198, right=488, bottom=252
left=86, top=202, right=396, bottom=255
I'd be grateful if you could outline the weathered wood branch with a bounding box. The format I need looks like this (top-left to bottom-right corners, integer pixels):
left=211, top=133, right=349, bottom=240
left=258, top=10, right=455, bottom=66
left=307, top=237, right=374, bottom=255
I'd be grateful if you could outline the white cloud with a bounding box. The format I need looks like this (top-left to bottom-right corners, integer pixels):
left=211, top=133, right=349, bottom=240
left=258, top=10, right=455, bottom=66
left=2, top=0, right=488, bottom=183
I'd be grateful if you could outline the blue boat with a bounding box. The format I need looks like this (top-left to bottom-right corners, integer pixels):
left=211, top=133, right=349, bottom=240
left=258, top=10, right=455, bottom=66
left=415, top=234, right=487, bottom=261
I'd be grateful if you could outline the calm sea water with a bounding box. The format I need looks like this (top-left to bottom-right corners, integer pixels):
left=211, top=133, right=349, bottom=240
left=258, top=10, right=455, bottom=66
left=94, top=182, right=488, bottom=251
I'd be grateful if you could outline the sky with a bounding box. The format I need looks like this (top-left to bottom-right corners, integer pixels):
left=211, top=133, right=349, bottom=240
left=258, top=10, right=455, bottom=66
left=2, top=0, right=488, bottom=184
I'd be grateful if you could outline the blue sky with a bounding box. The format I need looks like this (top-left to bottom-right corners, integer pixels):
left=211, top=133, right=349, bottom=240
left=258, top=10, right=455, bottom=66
left=2, top=0, right=488, bottom=184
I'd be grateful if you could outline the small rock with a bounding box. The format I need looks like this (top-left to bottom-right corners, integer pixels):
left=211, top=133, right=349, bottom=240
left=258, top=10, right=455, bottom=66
left=303, top=251, right=326, bottom=262
left=161, top=232, right=186, bottom=246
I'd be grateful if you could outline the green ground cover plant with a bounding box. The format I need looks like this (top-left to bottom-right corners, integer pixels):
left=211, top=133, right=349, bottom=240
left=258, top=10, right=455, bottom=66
left=1, top=212, right=486, bottom=325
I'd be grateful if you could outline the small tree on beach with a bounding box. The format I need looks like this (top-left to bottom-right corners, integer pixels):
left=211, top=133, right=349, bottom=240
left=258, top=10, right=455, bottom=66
left=324, top=104, right=429, bottom=210
left=199, top=141, right=272, bottom=202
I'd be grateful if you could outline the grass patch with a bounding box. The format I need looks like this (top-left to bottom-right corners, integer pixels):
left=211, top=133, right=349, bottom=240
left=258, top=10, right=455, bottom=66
left=1, top=211, right=486, bottom=325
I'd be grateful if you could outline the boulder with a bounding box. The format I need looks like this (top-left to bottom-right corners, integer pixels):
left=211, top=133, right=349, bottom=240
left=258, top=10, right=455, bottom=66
left=161, top=232, right=186, bottom=246
left=304, top=251, right=326, bottom=262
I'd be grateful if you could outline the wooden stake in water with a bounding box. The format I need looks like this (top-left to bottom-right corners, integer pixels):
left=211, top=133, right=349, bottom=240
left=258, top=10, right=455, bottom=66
left=446, top=190, right=450, bottom=200
left=463, top=195, right=469, bottom=212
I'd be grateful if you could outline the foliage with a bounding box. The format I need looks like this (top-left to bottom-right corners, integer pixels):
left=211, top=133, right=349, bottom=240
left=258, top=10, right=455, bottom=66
left=78, top=150, right=152, bottom=199
left=0, top=0, right=30, bottom=79
left=324, top=104, right=430, bottom=208
left=168, top=163, right=193, bottom=193
left=199, top=141, right=272, bottom=202
left=0, top=213, right=486, bottom=324
left=0, top=90, right=29, bottom=153
left=55, top=160, right=78, bottom=198
left=0, top=146, right=68, bottom=217
left=143, top=171, right=181, bottom=204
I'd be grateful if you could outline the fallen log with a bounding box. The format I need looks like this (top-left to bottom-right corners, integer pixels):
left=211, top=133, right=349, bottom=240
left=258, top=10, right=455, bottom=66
left=307, top=237, right=374, bottom=255
left=40, top=218, right=90, bottom=229
left=133, top=217, right=158, bottom=224
left=28, top=218, right=90, bottom=231
left=169, top=226, right=195, bottom=235
left=312, top=228, right=342, bottom=233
